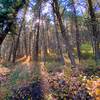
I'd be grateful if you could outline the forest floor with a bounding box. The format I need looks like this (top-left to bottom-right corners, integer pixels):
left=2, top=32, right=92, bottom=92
left=0, top=56, right=100, bottom=100
left=0, top=44, right=100, bottom=100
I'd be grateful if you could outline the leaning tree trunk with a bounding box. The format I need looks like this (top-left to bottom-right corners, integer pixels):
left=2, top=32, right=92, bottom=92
left=0, top=22, right=13, bottom=45
left=52, top=0, right=76, bottom=68
left=12, top=4, right=28, bottom=63
left=0, top=1, right=27, bottom=46
left=53, top=12, right=65, bottom=64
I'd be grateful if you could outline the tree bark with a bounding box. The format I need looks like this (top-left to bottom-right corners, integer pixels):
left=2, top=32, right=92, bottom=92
left=71, top=0, right=81, bottom=61
left=33, top=5, right=41, bottom=62
left=87, top=0, right=100, bottom=62
left=52, top=0, right=76, bottom=67
left=12, top=4, right=28, bottom=63
left=53, top=12, right=65, bottom=64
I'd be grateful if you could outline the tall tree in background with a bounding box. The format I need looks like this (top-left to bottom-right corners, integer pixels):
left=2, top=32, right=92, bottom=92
left=53, top=12, right=65, bottom=64
left=71, top=0, right=81, bottom=61
left=52, top=0, right=76, bottom=68
left=33, top=0, right=41, bottom=62
left=12, top=0, right=29, bottom=62
left=87, top=0, right=100, bottom=62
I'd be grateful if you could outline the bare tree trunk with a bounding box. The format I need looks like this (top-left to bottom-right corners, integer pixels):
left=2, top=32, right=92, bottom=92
left=23, top=25, right=28, bottom=56
left=8, top=41, right=14, bottom=61
left=71, top=0, right=81, bottom=61
left=87, top=0, right=100, bottom=62
left=53, top=12, right=65, bottom=64
left=33, top=6, right=41, bottom=62
left=41, top=24, right=46, bottom=63
left=28, top=19, right=34, bottom=57
left=52, top=0, right=76, bottom=67
left=45, top=21, right=51, bottom=54
left=12, top=4, right=28, bottom=63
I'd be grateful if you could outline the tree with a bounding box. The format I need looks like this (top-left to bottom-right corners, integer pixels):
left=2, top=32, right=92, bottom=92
left=0, top=0, right=26, bottom=45
left=87, top=0, right=100, bottom=62
left=12, top=0, right=29, bottom=62
left=52, top=0, right=76, bottom=68
left=33, top=0, right=41, bottom=62
left=53, top=11, right=65, bottom=64
left=71, top=0, right=81, bottom=61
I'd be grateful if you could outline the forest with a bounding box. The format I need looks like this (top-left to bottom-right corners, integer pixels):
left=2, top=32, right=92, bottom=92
left=0, top=0, right=100, bottom=100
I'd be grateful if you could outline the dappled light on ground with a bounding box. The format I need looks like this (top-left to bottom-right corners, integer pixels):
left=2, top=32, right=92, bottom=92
left=86, top=78, right=100, bottom=100
left=16, top=55, right=27, bottom=63
left=39, top=62, right=50, bottom=96
left=0, top=67, right=10, bottom=76
left=0, top=0, right=100, bottom=99
left=47, top=49, right=53, bottom=56
left=0, top=55, right=100, bottom=100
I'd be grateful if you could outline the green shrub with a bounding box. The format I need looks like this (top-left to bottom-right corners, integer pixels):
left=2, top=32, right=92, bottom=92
left=46, top=61, right=63, bottom=73
left=9, top=68, right=20, bottom=86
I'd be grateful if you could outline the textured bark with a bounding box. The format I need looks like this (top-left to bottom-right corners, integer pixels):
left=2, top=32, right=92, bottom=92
left=0, top=34, right=6, bottom=45
left=41, top=26, right=46, bottom=62
left=0, top=22, right=13, bottom=45
left=88, top=0, right=100, bottom=61
left=52, top=0, right=76, bottom=67
left=12, top=4, right=28, bottom=63
left=53, top=12, right=65, bottom=64
left=8, top=41, right=14, bottom=61
left=33, top=6, right=41, bottom=62
left=71, top=0, right=81, bottom=61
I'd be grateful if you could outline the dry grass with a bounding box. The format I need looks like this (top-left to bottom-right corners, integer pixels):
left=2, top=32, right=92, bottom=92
left=0, top=67, right=10, bottom=76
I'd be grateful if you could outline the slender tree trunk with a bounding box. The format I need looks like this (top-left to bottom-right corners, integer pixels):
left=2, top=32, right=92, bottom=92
left=87, top=0, right=100, bottom=62
left=33, top=24, right=40, bottom=61
left=33, top=6, right=41, bottom=62
left=12, top=4, right=28, bottom=63
left=41, top=19, right=46, bottom=63
left=28, top=18, right=34, bottom=57
left=24, top=33, right=28, bottom=56
left=52, top=0, right=76, bottom=67
left=8, top=41, right=14, bottom=61
left=53, top=12, right=65, bottom=64
left=23, top=22, right=28, bottom=57
left=46, top=21, right=50, bottom=54
left=71, top=0, right=81, bottom=61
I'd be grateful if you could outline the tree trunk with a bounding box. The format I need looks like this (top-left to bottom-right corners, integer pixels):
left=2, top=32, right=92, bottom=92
left=41, top=19, right=46, bottom=63
left=71, top=0, right=81, bottom=61
left=87, top=0, right=100, bottom=62
left=53, top=12, right=65, bottom=64
left=33, top=6, right=41, bottom=62
left=12, top=4, right=28, bottom=63
left=52, top=0, right=76, bottom=67
left=0, top=22, right=13, bottom=45
left=8, top=41, right=14, bottom=61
